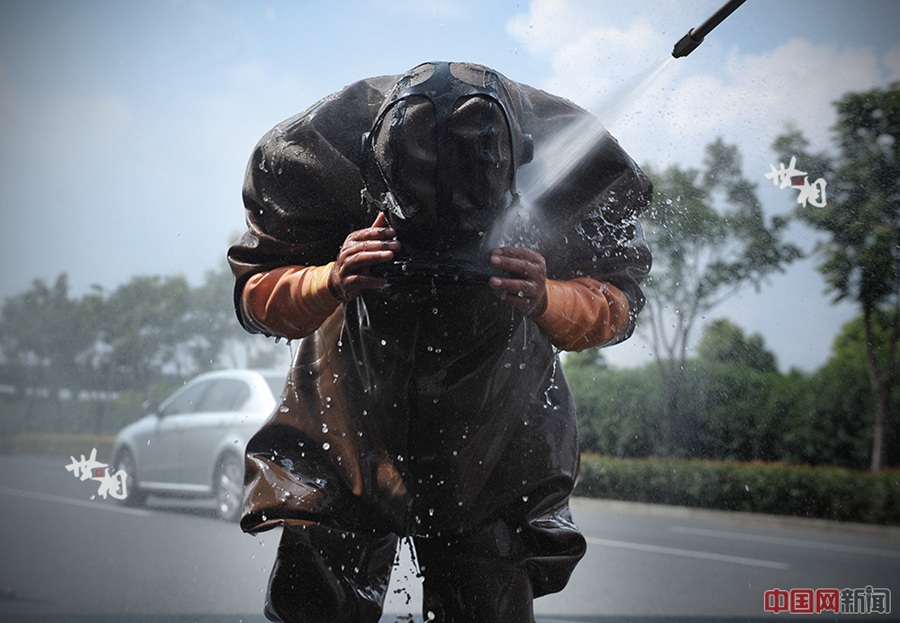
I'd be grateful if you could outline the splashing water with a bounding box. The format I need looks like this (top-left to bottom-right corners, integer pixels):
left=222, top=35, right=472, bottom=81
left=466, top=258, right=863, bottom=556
left=520, top=56, right=674, bottom=205
left=593, top=56, right=675, bottom=134
left=489, top=57, right=674, bottom=249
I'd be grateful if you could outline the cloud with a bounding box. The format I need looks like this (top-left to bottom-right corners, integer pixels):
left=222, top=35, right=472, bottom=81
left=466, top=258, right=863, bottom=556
left=885, top=41, right=900, bottom=82
left=507, top=0, right=591, bottom=55
left=508, top=0, right=671, bottom=100
left=543, top=17, right=668, bottom=104
left=636, top=39, right=885, bottom=173
left=507, top=1, right=894, bottom=173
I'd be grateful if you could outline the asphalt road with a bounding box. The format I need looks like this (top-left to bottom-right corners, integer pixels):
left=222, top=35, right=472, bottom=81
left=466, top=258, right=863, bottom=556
left=1, top=454, right=898, bottom=623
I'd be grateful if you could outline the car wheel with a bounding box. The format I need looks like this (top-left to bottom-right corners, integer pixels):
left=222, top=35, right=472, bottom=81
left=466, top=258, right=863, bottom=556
left=114, top=449, right=147, bottom=507
left=214, top=453, right=244, bottom=522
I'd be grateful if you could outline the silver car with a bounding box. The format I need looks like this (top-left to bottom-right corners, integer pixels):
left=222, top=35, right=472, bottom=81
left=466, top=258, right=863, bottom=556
left=111, top=369, right=284, bottom=521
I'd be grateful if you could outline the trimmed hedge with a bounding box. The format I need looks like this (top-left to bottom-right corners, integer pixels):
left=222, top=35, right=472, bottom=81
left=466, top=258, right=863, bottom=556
left=0, top=433, right=116, bottom=460
left=576, top=454, right=900, bottom=525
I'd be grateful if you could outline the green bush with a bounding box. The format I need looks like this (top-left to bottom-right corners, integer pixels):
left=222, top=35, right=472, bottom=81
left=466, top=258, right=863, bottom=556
left=3, top=433, right=115, bottom=460
left=576, top=454, right=900, bottom=525
left=0, top=384, right=176, bottom=438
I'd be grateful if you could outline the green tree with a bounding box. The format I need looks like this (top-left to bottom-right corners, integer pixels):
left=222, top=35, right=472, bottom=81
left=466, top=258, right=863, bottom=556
left=98, top=275, right=194, bottom=389
left=781, top=312, right=900, bottom=469
left=669, top=320, right=782, bottom=461
left=683, top=361, right=784, bottom=462
left=0, top=265, right=292, bottom=437
left=642, top=138, right=801, bottom=455
left=774, top=83, right=900, bottom=471
left=0, top=275, right=98, bottom=418
left=190, top=266, right=289, bottom=372
left=563, top=357, right=663, bottom=457
left=696, top=318, right=777, bottom=373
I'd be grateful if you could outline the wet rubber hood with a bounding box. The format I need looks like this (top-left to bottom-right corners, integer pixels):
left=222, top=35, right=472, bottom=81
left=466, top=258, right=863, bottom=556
left=361, top=61, right=534, bottom=256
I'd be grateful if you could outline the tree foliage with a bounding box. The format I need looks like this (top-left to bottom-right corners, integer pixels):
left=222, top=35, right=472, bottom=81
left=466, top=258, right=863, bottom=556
left=0, top=266, right=290, bottom=405
left=0, top=275, right=95, bottom=416
left=564, top=315, right=899, bottom=469
left=696, top=318, right=777, bottom=373
left=641, top=138, right=801, bottom=455
left=774, top=82, right=900, bottom=471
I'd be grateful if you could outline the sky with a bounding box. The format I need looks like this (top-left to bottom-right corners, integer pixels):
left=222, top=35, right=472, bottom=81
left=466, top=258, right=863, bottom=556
left=1, top=0, right=898, bottom=372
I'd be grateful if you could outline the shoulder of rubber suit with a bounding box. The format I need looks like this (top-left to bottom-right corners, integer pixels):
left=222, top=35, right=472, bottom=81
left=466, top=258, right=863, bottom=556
left=240, top=76, right=401, bottom=237
left=251, top=71, right=592, bottom=163
left=245, top=69, right=648, bottom=216
left=249, top=74, right=398, bottom=169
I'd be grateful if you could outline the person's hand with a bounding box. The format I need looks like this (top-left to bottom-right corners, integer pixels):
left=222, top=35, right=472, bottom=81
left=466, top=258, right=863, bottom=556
left=488, top=247, right=549, bottom=317
left=328, top=213, right=400, bottom=301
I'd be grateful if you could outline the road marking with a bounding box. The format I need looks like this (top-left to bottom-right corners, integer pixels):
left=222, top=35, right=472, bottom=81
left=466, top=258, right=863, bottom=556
left=0, top=486, right=152, bottom=516
left=671, top=526, right=900, bottom=559
left=585, top=536, right=790, bottom=570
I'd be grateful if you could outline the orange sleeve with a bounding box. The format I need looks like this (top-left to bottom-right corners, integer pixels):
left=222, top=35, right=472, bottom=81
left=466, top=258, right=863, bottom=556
left=241, top=263, right=341, bottom=340
left=532, top=277, right=631, bottom=351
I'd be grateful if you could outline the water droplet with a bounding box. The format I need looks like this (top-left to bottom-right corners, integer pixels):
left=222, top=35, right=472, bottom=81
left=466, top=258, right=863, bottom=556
left=322, top=442, right=331, bottom=451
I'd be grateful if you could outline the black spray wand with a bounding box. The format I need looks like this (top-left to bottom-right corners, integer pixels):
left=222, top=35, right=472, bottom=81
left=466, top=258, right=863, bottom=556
left=672, top=0, right=748, bottom=58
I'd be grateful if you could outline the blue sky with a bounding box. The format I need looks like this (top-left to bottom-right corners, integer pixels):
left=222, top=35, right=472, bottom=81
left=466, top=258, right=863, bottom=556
left=1, top=0, right=899, bottom=371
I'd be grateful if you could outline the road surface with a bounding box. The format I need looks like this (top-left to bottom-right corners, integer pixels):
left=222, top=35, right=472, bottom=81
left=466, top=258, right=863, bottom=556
left=1, top=454, right=897, bottom=622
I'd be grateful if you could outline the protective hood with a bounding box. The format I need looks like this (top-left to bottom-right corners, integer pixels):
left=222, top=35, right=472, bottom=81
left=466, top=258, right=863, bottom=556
left=362, top=62, right=533, bottom=255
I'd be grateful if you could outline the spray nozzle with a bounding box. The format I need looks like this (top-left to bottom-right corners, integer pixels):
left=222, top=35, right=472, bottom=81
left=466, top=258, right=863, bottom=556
left=672, top=0, right=748, bottom=58
left=672, top=30, right=704, bottom=59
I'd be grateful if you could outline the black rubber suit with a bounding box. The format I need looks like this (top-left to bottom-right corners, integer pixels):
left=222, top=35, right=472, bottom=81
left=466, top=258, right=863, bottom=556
left=228, top=62, right=652, bottom=623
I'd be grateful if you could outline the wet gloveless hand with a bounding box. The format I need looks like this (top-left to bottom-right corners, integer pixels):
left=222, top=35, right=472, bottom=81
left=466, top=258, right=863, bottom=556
left=488, top=246, right=549, bottom=318
left=328, top=212, right=401, bottom=301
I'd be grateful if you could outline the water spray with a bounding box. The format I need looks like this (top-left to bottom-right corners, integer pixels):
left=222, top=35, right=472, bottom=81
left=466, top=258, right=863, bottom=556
left=672, top=0, right=748, bottom=58
left=511, top=0, right=752, bottom=221
left=397, top=2, right=756, bottom=274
